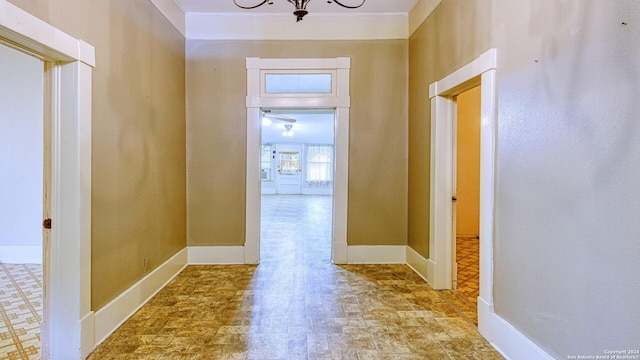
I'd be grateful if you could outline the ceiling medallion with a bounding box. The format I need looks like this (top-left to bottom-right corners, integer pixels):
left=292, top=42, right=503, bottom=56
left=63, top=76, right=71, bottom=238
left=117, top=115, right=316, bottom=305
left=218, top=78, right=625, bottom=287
left=233, top=0, right=366, bottom=22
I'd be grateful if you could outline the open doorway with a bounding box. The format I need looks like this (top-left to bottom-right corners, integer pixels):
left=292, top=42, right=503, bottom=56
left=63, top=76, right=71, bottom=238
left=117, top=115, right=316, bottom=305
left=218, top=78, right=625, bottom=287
left=0, top=42, right=45, bottom=358
left=1, top=3, right=95, bottom=356
left=451, top=86, right=481, bottom=324
left=427, top=48, right=496, bottom=338
left=260, top=109, right=335, bottom=263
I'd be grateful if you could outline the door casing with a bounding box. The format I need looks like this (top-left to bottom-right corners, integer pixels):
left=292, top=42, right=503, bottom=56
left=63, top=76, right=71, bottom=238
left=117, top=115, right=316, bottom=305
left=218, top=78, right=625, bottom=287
left=428, top=48, right=497, bottom=338
left=245, top=57, right=351, bottom=264
left=0, top=2, right=95, bottom=358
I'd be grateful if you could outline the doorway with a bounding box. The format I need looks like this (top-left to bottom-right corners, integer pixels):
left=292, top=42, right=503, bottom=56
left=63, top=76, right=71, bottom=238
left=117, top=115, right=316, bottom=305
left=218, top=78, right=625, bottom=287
left=1, top=3, right=95, bottom=357
left=451, top=86, right=481, bottom=323
left=260, top=109, right=336, bottom=263
left=0, top=42, right=45, bottom=359
left=428, top=49, right=497, bottom=338
left=245, top=57, right=351, bottom=264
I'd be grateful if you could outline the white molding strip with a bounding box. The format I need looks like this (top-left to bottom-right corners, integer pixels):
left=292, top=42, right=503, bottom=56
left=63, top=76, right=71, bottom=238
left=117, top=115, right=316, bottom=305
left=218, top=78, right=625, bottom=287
left=405, top=246, right=430, bottom=283
left=347, top=245, right=406, bottom=264
left=0, top=1, right=95, bottom=66
left=188, top=246, right=245, bottom=264
left=93, top=248, right=188, bottom=346
left=409, top=0, right=442, bottom=36
left=187, top=13, right=408, bottom=40
left=149, top=0, right=186, bottom=37
left=0, top=245, right=42, bottom=264
left=482, top=306, right=555, bottom=360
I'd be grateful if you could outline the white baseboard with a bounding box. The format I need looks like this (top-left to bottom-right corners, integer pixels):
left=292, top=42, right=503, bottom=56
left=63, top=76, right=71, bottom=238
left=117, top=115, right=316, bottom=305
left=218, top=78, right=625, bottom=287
left=188, top=246, right=245, bottom=264
left=347, top=245, right=406, bottom=264
left=80, top=312, right=95, bottom=359
left=93, top=248, right=187, bottom=346
left=482, top=303, right=555, bottom=360
left=301, top=189, right=333, bottom=195
left=0, top=245, right=42, bottom=264
left=406, top=246, right=430, bottom=283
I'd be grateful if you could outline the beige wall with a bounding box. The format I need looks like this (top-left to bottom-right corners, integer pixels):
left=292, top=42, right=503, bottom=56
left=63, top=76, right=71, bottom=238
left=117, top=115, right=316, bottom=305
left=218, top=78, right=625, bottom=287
left=491, top=0, right=640, bottom=356
left=187, top=40, right=408, bottom=247
left=407, top=0, right=492, bottom=258
left=8, top=0, right=187, bottom=310
left=455, top=86, right=480, bottom=237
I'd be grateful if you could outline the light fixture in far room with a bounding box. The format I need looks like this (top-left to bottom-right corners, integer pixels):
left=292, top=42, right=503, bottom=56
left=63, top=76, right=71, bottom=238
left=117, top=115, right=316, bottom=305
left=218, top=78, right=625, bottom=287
left=262, top=117, right=272, bottom=126
left=232, top=0, right=366, bottom=22
left=282, top=124, right=294, bottom=137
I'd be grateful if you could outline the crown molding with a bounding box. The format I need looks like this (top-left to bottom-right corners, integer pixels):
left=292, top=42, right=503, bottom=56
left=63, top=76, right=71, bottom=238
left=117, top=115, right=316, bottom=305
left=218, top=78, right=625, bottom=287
left=409, top=0, right=442, bottom=36
left=149, top=0, right=186, bottom=37
left=186, top=12, right=408, bottom=40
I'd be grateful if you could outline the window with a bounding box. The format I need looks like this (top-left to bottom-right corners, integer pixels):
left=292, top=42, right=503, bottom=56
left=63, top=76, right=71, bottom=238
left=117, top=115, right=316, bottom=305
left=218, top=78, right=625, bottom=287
left=306, top=145, right=333, bottom=181
left=264, top=73, right=333, bottom=94
left=278, top=151, right=301, bottom=175
left=261, top=145, right=272, bottom=181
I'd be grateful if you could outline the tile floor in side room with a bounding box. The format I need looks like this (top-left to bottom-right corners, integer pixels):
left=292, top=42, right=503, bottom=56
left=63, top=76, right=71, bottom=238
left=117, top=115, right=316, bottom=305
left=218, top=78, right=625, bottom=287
left=0, top=263, right=42, bottom=360
left=88, top=195, right=498, bottom=360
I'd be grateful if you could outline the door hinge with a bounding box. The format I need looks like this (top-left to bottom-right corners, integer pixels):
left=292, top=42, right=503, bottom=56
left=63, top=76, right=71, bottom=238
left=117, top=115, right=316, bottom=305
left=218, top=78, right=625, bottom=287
left=43, top=218, right=52, bottom=229
left=452, top=196, right=457, bottom=202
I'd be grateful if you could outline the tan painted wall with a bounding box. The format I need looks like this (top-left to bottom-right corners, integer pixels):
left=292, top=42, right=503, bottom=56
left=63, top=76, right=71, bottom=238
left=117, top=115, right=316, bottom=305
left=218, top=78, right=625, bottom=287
left=187, top=40, right=408, bottom=247
left=491, top=0, right=640, bottom=356
left=7, top=0, right=187, bottom=310
left=407, top=0, right=492, bottom=258
left=455, top=86, right=480, bottom=237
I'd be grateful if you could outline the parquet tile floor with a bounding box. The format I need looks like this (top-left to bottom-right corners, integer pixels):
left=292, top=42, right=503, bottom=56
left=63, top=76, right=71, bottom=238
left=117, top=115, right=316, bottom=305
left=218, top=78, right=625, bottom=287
left=437, top=237, right=480, bottom=326
left=90, top=195, right=501, bottom=359
left=0, top=263, right=42, bottom=360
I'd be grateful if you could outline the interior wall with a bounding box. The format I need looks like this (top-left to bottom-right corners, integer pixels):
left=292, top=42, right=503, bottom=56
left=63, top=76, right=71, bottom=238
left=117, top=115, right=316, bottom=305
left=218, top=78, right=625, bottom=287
left=187, top=40, right=408, bottom=247
left=491, top=0, right=640, bottom=356
left=407, top=0, right=492, bottom=258
left=0, top=44, right=43, bottom=260
left=7, top=0, right=187, bottom=310
left=455, top=86, right=480, bottom=237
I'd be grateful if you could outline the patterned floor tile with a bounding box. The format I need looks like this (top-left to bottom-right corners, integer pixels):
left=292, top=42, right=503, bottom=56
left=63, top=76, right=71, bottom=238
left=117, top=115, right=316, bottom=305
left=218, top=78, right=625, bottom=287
left=89, top=195, right=502, bottom=359
left=0, top=263, right=42, bottom=360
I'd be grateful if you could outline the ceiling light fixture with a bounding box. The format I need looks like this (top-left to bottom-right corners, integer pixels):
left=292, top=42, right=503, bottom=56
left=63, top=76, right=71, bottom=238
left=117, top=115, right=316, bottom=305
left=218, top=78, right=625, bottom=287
left=282, top=124, right=295, bottom=137
left=233, top=0, right=366, bottom=22
left=262, top=117, right=273, bottom=126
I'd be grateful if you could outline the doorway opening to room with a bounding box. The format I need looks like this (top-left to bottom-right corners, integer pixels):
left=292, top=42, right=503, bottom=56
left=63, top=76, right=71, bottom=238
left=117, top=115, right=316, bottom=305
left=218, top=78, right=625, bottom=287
left=245, top=57, right=351, bottom=264
left=428, top=48, right=496, bottom=339
left=260, top=109, right=336, bottom=263
left=451, top=86, right=481, bottom=325
left=0, top=42, right=46, bottom=358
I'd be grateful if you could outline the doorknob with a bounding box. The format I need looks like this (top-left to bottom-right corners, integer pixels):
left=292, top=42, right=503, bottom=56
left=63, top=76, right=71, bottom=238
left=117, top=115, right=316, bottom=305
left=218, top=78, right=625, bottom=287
left=43, top=218, right=52, bottom=229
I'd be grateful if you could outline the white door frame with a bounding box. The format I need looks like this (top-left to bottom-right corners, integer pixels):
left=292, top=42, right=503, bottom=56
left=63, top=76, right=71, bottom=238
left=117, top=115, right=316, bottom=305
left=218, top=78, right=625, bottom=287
left=0, top=2, right=94, bottom=358
left=428, top=49, right=497, bottom=337
left=245, top=57, right=350, bottom=264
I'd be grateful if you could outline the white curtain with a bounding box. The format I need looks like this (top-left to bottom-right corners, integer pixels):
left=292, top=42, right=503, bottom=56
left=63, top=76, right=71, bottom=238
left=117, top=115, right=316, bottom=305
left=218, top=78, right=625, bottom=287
left=306, top=145, right=333, bottom=186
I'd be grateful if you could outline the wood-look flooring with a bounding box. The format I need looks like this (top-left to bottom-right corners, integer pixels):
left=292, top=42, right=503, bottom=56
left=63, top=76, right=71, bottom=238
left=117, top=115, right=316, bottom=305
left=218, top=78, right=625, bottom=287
left=89, top=195, right=502, bottom=359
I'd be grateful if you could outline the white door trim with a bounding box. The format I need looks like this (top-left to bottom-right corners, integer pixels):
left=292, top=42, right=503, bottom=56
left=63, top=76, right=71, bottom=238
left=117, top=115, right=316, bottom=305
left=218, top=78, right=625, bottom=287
left=245, top=57, right=350, bottom=264
left=0, top=2, right=95, bottom=358
left=428, top=49, right=497, bottom=338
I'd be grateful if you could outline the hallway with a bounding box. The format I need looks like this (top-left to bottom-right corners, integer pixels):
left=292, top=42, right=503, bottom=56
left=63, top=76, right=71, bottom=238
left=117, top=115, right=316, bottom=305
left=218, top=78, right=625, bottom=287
left=89, top=195, right=502, bottom=359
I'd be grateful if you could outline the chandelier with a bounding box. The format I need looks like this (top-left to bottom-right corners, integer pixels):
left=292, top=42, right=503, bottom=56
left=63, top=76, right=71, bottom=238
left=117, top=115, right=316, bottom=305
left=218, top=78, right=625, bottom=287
left=233, top=0, right=366, bottom=22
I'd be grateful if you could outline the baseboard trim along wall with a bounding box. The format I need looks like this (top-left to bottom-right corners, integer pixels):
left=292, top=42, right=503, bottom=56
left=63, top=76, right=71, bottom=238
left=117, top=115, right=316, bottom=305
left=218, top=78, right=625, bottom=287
left=405, top=246, right=430, bottom=283
left=187, top=246, right=245, bottom=264
left=347, top=245, right=406, bottom=264
left=0, top=245, right=42, bottom=264
left=478, top=295, right=555, bottom=360
left=93, top=248, right=188, bottom=347
left=90, top=244, right=550, bottom=360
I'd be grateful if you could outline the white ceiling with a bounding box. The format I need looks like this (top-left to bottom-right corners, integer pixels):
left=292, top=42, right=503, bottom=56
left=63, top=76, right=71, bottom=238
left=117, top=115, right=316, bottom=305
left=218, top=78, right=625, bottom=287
left=177, top=0, right=419, bottom=15
left=262, top=109, right=334, bottom=145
